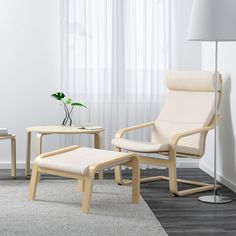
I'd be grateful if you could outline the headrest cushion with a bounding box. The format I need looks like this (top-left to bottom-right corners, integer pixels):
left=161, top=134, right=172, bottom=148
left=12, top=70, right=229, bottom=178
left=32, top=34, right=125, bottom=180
left=166, top=71, right=222, bottom=92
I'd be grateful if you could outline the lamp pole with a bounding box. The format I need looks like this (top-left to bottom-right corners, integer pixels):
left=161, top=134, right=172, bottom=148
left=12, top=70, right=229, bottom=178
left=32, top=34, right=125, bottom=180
left=198, top=41, right=232, bottom=204
left=213, top=40, right=218, bottom=200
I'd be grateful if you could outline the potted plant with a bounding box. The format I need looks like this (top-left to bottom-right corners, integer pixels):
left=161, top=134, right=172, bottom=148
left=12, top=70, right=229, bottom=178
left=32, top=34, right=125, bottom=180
left=51, top=92, right=87, bottom=126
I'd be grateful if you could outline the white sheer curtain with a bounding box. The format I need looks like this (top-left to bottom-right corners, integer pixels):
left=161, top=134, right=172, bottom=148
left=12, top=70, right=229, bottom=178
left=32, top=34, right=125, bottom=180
left=60, top=0, right=170, bottom=150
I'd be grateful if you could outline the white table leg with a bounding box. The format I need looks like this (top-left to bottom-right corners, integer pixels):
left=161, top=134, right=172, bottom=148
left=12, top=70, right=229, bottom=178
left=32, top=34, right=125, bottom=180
left=25, top=131, right=31, bottom=176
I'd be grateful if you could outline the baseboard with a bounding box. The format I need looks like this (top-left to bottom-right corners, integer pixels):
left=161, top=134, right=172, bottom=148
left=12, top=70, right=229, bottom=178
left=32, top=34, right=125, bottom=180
left=177, top=159, right=199, bottom=168
left=0, top=159, right=199, bottom=170
left=0, top=162, right=31, bottom=169
left=200, top=161, right=236, bottom=193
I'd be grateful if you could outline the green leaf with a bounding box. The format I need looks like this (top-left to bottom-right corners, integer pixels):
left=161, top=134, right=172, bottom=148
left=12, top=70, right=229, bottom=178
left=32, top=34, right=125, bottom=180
left=66, top=98, right=72, bottom=104
left=71, top=102, right=87, bottom=108
left=51, top=94, right=60, bottom=100
left=51, top=92, right=65, bottom=100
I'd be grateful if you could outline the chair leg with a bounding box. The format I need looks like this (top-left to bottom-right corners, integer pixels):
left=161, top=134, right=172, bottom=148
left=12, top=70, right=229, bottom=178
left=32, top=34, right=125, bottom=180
left=131, top=157, right=140, bottom=203
left=28, top=164, right=39, bottom=200
left=115, top=161, right=220, bottom=196
left=168, top=160, right=178, bottom=195
left=82, top=177, right=94, bottom=214
left=167, top=150, right=221, bottom=196
left=138, top=174, right=221, bottom=196
left=113, top=146, right=218, bottom=196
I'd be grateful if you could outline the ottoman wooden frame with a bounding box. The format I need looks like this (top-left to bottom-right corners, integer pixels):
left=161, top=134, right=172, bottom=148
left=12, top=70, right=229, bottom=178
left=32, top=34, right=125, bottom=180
left=28, top=145, right=140, bottom=213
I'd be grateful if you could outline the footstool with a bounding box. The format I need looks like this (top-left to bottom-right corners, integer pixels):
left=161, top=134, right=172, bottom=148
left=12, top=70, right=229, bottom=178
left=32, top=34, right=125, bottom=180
left=28, top=146, right=140, bottom=213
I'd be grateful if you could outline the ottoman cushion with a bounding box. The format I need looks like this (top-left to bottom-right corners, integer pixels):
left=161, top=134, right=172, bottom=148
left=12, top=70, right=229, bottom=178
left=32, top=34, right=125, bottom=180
left=37, top=147, right=128, bottom=175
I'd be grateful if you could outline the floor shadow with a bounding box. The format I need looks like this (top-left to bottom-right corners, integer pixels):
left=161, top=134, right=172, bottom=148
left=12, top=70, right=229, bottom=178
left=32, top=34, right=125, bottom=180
left=218, top=75, right=236, bottom=190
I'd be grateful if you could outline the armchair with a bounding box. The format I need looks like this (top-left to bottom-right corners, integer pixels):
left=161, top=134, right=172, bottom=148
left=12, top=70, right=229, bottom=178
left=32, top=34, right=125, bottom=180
left=112, top=71, right=222, bottom=196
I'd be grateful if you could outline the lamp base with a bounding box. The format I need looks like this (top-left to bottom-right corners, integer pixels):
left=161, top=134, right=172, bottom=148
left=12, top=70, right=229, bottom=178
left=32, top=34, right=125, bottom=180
left=198, top=195, right=232, bottom=204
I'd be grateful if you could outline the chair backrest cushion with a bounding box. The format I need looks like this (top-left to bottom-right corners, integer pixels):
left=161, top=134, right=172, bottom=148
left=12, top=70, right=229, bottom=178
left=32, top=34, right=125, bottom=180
left=166, top=71, right=221, bottom=92
left=152, top=71, right=222, bottom=156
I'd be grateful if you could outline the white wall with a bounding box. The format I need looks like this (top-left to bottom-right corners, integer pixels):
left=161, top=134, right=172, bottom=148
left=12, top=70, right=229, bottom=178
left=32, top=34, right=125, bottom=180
left=0, top=0, right=202, bottom=170
left=171, top=0, right=201, bottom=167
left=0, top=0, right=60, bottom=169
left=201, top=42, right=236, bottom=192
left=173, top=0, right=236, bottom=189
left=171, top=0, right=201, bottom=71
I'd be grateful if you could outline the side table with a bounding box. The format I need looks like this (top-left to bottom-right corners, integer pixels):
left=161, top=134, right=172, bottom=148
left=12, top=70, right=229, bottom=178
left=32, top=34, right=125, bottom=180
left=0, top=135, right=16, bottom=177
left=25, top=126, right=104, bottom=178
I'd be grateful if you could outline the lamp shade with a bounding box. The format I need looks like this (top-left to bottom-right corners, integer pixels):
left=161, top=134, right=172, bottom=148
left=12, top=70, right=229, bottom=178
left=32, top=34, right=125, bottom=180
left=187, top=0, right=236, bottom=41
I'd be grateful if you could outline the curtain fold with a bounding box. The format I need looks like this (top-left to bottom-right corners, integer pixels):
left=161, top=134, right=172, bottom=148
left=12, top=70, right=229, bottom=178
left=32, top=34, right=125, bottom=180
left=60, top=0, right=170, bottom=151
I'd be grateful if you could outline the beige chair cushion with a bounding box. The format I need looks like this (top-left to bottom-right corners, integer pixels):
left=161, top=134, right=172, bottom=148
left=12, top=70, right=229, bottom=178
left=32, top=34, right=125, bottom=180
left=112, top=138, right=200, bottom=155
left=152, top=90, right=218, bottom=156
left=152, top=71, right=221, bottom=156
left=37, top=147, right=128, bottom=175
left=166, top=71, right=221, bottom=92
left=112, top=71, right=222, bottom=157
left=112, top=138, right=169, bottom=153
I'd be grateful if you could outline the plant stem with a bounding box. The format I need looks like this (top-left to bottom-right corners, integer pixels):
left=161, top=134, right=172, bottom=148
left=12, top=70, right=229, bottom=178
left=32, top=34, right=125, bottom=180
left=69, top=116, right=72, bottom=126
left=69, top=106, right=74, bottom=115
left=68, top=106, right=74, bottom=126
left=62, top=101, right=70, bottom=125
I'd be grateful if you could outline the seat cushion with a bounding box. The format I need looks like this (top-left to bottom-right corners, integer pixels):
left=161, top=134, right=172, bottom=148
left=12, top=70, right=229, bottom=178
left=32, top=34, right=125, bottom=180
left=112, top=138, right=200, bottom=156
left=37, top=147, right=128, bottom=175
left=112, top=138, right=169, bottom=153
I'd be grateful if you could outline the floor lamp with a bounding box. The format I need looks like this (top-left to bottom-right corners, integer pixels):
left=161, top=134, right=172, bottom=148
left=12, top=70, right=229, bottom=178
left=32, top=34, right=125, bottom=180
left=187, top=0, right=236, bottom=204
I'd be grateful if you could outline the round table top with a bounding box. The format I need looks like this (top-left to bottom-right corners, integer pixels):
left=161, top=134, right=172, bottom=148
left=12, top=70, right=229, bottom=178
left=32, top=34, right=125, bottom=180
left=26, top=126, right=104, bottom=134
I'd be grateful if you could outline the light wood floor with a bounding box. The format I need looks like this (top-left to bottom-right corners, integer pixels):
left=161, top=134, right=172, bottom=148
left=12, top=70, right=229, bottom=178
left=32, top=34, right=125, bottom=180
left=1, top=168, right=236, bottom=236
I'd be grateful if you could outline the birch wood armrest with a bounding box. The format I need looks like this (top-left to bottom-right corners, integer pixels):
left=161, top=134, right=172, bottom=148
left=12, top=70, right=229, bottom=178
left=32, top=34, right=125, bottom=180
left=36, top=145, right=79, bottom=160
left=115, top=121, right=155, bottom=138
left=170, top=125, right=214, bottom=148
left=170, top=115, right=221, bottom=148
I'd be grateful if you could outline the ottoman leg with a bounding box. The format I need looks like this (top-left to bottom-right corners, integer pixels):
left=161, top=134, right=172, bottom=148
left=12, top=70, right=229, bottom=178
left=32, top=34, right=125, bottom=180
left=37, top=173, right=41, bottom=183
left=28, top=164, right=39, bottom=200
left=115, top=165, right=132, bottom=185
left=98, top=170, right=103, bottom=180
left=82, top=177, right=94, bottom=213
left=115, top=165, right=123, bottom=184
left=78, top=180, right=85, bottom=192
left=131, top=156, right=140, bottom=203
